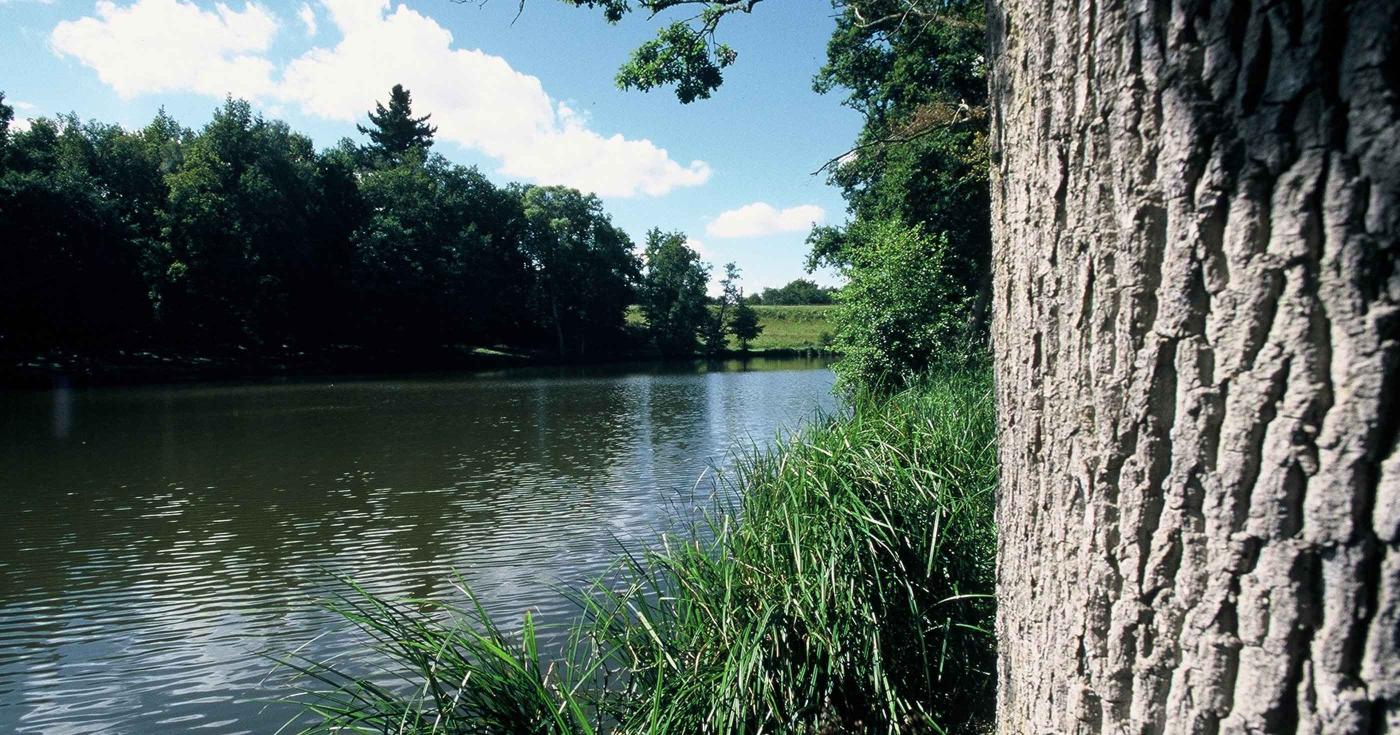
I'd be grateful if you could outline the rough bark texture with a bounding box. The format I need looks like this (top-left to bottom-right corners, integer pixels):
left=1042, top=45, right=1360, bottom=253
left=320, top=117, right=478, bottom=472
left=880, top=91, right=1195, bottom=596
left=989, top=0, right=1399, bottom=732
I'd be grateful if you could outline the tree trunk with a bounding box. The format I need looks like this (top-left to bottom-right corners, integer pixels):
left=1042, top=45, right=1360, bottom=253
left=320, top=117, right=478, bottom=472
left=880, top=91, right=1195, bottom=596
left=988, top=0, right=1398, bottom=732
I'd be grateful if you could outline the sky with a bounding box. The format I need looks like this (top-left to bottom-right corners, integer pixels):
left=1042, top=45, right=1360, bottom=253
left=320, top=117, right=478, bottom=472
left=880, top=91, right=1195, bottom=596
left=0, top=0, right=863, bottom=293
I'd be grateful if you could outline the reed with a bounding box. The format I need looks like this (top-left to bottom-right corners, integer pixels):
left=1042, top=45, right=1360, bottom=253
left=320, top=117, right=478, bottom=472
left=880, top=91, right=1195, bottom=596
left=288, top=367, right=997, bottom=734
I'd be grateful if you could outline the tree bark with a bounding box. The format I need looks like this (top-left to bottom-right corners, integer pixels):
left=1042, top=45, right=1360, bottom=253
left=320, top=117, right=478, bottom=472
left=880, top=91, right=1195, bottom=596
left=988, top=0, right=1398, bottom=732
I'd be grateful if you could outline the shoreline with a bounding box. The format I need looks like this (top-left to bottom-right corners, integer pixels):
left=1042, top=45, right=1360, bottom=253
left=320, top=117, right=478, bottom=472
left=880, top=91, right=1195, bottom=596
left=1, top=345, right=837, bottom=390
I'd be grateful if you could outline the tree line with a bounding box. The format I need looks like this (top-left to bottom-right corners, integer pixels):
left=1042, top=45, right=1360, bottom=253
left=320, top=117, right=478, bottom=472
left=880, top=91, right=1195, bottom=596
left=0, top=85, right=761, bottom=360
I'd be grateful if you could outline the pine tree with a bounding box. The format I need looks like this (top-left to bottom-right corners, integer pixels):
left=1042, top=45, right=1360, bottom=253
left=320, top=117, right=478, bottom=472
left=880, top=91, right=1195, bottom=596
left=357, top=84, right=436, bottom=163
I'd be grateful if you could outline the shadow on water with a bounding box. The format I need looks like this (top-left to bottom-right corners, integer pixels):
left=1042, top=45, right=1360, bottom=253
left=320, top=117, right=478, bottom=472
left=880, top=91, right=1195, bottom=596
left=0, top=356, right=834, bottom=734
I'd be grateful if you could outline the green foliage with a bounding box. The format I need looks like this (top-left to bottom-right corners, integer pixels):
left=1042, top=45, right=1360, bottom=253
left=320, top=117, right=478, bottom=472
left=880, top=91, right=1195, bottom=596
left=520, top=186, right=640, bottom=355
left=282, top=578, right=598, bottom=734
left=158, top=98, right=324, bottom=343
left=615, top=21, right=737, bottom=103
left=0, top=90, right=649, bottom=359
left=351, top=153, right=525, bottom=345
left=832, top=220, right=973, bottom=392
left=810, top=0, right=990, bottom=338
left=639, top=229, right=710, bottom=355
left=357, top=84, right=437, bottom=165
left=564, top=1, right=747, bottom=103
left=727, top=296, right=762, bottom=350
left=0, top=92, right=12, bottom=155
left=559, top=1, right=992, bottom=388
left=0, top=112, right=168, bottom=348
left=757, top=277, right=838, bottom=305
left=703, top=261, right=742, bottom=354
left=291, top=369, right=998, bottom=734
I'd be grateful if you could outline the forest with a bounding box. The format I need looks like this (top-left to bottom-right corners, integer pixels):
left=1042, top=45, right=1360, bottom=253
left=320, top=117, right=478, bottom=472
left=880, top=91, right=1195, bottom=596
left=0, top=87, right=686, bottom=362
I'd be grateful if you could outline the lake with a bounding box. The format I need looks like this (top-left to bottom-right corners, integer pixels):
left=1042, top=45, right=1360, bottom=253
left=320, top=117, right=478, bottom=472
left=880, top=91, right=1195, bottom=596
left=0, top=357, right=836, bottom=734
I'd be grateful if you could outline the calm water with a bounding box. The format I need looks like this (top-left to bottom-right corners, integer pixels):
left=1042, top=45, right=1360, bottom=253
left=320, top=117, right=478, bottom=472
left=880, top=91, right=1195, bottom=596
left=0, top=357, right=836, bottom=734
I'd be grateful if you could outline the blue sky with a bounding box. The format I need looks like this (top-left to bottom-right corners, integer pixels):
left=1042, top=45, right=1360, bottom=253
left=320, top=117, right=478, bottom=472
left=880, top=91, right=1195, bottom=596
left=0, top=0, right=862, bottom=292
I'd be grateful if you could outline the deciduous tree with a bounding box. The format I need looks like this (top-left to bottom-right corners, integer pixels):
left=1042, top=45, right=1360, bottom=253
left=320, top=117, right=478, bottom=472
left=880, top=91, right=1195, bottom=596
left=728, top=295, right=762, bottom=351
left=990, top=0, right=1399, bottom=730
left=639, top=228, right=710, bottom=356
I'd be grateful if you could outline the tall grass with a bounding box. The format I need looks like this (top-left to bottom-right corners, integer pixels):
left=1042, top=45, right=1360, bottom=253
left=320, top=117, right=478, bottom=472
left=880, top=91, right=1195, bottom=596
left=286, top=368, right=997, bottom=734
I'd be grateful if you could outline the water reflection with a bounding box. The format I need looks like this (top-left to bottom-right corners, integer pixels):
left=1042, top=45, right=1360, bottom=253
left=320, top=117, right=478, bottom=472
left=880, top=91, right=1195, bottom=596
left=0, top=357, right=834, bottom=734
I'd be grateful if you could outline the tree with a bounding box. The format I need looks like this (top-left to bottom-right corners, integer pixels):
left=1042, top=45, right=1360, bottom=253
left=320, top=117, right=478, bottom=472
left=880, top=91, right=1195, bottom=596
left=807, top=0, right=990, bottom=334
left=759, top=278, right=836, bottom=305
left=727, top=295, right=761, bottom=351
left=639, top=228, right=710, bottom=355
left=350, top=153, right=511, bottom=346
left=565, top=2, right=1400, bottom=729
left=990, top=0, right=1398, bottom=731
left=0, top=113, right=162, bottom=349
left=357, top=84, right=437, bottom=165
left=704, top=262, right=742, bottom=354
left=0, top=92, right=13, bottom=159
left=159, top=98, right=320, bottom=344
left=519, top=185, right=639, bottom=355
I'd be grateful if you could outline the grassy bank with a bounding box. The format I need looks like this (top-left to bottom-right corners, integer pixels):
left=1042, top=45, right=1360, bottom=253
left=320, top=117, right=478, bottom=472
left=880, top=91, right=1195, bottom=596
left=626, top=304, right=836, bottom=352
left=291, top=367, right=997, bottom=733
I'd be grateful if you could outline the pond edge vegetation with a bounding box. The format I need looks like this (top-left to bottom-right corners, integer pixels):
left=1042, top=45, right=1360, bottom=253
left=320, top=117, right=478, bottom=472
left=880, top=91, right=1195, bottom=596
left=284, top=367, right=997, bottom=734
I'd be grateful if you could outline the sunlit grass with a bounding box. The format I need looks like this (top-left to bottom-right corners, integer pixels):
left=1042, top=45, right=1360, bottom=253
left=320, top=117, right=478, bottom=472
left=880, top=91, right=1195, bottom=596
left=286, top=367, right=996, bottom=734
left=625, top=304, right=836, bottom=352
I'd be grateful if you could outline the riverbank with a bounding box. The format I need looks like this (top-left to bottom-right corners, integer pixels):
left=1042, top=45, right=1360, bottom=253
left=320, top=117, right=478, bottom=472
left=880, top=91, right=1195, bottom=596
left=3, top=306, right=837, bottom=389
left=0, top=344, right=835, bottom=389
left=294, top=367, right=997, bottom=733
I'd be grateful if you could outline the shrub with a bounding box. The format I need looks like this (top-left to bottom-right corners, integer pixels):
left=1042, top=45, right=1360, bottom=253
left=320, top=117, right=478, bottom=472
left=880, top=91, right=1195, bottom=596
left=832, top=220, right=976, bottom=393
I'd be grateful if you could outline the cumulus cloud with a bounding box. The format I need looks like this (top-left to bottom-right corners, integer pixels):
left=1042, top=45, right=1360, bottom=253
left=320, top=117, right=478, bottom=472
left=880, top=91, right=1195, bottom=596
left=50, top=0, right=279, bottom=99
left=297, top=2, right=316, bottom=36
left=278, top=0, right=708, bottom=197
left=48, top=0, right=711, bottom=198
left=8, top=101, right=38, bottom=132
left=705, top=202, right=826, bottom=239
left=686, top=238, right=709, bottom=257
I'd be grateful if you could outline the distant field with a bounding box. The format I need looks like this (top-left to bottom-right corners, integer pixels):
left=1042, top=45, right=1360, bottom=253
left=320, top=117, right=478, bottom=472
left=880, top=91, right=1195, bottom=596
left=627, top=304, right=835, bottom=352
left=742, top=305, right=834, bottom=350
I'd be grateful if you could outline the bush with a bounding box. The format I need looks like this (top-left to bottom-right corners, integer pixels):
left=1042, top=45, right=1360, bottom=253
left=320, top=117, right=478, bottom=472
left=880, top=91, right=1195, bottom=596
left=832, top=220, right=977, bottom=393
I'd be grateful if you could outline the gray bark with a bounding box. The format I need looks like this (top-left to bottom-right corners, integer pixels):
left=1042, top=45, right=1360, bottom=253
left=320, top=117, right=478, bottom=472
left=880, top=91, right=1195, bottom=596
left=988, top=0, right=1399, bottom=732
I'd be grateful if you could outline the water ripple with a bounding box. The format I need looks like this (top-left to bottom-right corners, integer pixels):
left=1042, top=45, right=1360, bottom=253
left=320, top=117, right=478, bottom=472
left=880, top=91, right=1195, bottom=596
left=0, top=358, right=834, bottom=733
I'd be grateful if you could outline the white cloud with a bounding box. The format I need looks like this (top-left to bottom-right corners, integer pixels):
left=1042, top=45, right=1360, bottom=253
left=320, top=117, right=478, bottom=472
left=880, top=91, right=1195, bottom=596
left=8, top=100, right=38, bottom=133
left=48, top=0, right=710, bottom=198
left=705, top=202, right=826, bottom=238
left=297, top=2, right=316, bottom=36
left=686, top=238, right=709, bottom=258
left=278, top=0, right=708, bottom=197
left=50, top=0, right=279, bottom=99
